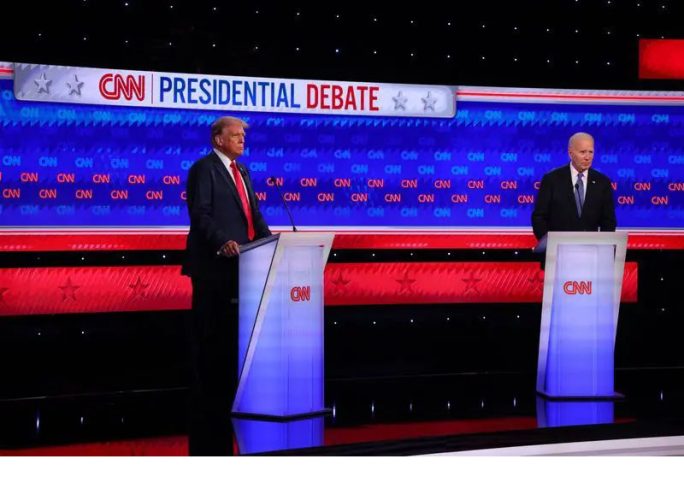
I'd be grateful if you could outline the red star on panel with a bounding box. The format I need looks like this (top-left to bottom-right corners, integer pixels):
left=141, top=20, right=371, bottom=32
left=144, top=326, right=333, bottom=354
left=462, top=273, right=482, bottom=294
left=129, top=276, right=150, bottom=298
left=396, top=271, right=416, bottom=292
left=528, top=271, right=545, bottom=290
left=331, top=272, right=351, bottom=287
left=59, top=278, right=80, bottom=301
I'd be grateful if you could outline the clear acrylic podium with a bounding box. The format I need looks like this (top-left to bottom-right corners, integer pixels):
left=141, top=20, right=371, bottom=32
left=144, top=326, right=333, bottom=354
left=535, top=231, right=628, bottom=399
left=231, top=232, right=334, bottom=420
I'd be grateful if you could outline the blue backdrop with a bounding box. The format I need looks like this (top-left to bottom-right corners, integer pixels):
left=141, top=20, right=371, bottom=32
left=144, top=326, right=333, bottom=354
left=1, top=79, right=682, bottom=229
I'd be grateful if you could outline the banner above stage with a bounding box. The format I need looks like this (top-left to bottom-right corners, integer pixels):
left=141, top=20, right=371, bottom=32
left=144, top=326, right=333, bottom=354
left=13, top=63, right=455, bottom=118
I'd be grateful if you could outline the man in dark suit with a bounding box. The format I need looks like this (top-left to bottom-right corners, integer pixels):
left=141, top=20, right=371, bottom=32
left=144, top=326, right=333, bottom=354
left=182, top=116, right=271, bottom=455
left=532, top=132, right=617, bottom=241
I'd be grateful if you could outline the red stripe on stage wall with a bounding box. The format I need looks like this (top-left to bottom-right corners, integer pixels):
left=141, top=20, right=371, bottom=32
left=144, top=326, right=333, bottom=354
left=0, top=266, right=192, bottom=316
left=325, top=262, right=638, bottom=306
left=0, top=233, right=188, bottom=252
left=639, top=39, right=684, bottom=79
left=0, top=231, right=683, bottom=251
left=332, top=232, right=537, bottom=249
left=332, top=233, right=684, bottom=250
left=0, top=262, right=637, bottom=315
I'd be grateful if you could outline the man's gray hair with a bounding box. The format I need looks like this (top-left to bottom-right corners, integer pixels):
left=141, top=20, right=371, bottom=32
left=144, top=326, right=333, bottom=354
left=568, top=132, right=594, bottom=149
left=210, top=116, right=249, bottom=146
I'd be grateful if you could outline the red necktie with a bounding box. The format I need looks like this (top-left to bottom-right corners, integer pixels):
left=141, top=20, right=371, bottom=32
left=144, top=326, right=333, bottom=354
left=230, top=160, right=255, bottom=241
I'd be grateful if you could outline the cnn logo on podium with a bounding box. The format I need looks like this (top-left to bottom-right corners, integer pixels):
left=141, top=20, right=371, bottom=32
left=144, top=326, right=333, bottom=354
left=290, top=286, right=311, bottom=302
left=563, top=281, right=592, bottom=295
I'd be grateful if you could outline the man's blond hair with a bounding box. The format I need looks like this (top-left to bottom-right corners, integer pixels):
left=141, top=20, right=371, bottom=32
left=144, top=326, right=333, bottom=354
left=210, top=116, right=249, bottom=147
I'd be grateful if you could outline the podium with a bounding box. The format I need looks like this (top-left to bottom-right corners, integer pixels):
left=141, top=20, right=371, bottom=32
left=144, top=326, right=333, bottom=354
left=535, top=231, right=628, bottom=399
left=231, top=232, right=334, bottom=420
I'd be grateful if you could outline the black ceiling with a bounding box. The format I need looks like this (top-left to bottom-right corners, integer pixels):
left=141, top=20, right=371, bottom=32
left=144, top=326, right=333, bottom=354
left=2, top=0, right=683, bottom=90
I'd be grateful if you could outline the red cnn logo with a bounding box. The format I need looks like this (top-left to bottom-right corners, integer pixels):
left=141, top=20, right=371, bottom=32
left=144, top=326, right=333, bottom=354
left=99, top=73, right=146, bottom=101
left=290, top=286, right=311, bottom=302
left=563, top=281, right=592, bottom=295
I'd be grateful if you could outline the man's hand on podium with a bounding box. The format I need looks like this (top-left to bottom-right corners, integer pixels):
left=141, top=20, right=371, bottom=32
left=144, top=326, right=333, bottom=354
left=218, top=240, right=240, bottom=257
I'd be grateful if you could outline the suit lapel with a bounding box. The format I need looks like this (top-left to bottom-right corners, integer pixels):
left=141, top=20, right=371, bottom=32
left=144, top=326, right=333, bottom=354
left=582, top=171, right=597, bottom=217
left=562, top=166, right=579, bottom=218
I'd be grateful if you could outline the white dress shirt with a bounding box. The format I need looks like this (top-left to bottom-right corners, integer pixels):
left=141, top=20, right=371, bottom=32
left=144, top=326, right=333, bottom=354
left=213, top=148, right=249, bottom=195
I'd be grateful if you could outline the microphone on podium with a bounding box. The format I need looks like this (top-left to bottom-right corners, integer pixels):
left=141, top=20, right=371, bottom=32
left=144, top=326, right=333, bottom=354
left=268, top=177, right=298, bottom=232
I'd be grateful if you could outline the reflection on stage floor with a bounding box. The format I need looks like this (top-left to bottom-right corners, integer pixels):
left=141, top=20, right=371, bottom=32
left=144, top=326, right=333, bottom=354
left=2, top=369, right=684, bottom=456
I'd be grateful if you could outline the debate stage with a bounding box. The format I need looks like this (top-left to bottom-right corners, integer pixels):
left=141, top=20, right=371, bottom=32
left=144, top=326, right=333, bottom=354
left=0, top=231, right=682, bottom=456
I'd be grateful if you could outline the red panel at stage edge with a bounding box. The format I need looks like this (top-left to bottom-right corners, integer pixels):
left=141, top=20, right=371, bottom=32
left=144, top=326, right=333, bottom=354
left=0, top=262, right=637, bottom=316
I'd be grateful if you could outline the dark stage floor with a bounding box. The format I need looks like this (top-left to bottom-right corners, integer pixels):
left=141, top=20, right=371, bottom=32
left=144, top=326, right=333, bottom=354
left=2, top=368, right=684, bottom=456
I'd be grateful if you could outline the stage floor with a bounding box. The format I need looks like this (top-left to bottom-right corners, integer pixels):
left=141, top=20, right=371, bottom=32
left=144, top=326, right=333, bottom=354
left=2, top=369, right=684, bottom=456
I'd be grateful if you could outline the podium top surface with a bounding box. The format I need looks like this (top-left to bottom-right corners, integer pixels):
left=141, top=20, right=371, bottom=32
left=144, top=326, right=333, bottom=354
left=238, top=234, right=279, bottom=254
left=534, top=231, right=628, bottom=253
left=238, top=232, right=335, bottom=254
left=275, top=231, right=335, bottom=247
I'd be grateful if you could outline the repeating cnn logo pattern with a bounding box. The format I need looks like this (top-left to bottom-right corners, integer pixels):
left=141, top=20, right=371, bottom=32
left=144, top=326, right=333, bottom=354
left=563, top=280, right=592, bottom=295
left=290, top=286, right=311, bottom=302
left=99, top=73, right=145, bottom=101
left=3, top=77, right=682, bottom=229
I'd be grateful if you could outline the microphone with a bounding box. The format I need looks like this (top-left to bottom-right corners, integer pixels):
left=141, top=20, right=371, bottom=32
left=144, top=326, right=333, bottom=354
left=268, top=177, right=298, bottom=232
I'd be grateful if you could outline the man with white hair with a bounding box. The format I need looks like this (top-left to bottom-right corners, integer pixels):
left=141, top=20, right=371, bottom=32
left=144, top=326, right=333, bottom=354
left=532, top=132, right=617, bottom=240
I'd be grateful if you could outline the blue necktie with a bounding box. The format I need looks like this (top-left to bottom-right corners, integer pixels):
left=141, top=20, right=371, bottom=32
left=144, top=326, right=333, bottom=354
left=574, top=172, right=584, bottom=217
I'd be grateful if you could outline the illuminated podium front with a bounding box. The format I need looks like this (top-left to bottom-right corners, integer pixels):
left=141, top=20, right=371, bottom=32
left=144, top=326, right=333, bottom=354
left=231, top=232, right=334, bottom=420
left=535, top=231, right=628, bottom=399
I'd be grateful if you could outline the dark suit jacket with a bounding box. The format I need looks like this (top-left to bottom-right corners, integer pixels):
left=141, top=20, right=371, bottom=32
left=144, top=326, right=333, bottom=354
left=532, top=164, right=617, bottom=240
left=182, top=151, right=271, bottom=280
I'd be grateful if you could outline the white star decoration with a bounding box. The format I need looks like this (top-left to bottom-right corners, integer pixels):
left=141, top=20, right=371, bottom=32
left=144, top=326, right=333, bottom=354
left=392, top=91, right=408, bottom=111
left=421, top=91, right=437, bottom=111
left=34, top=72, right=52, bottom=94
left=66, top=74, right=84, bottom=96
